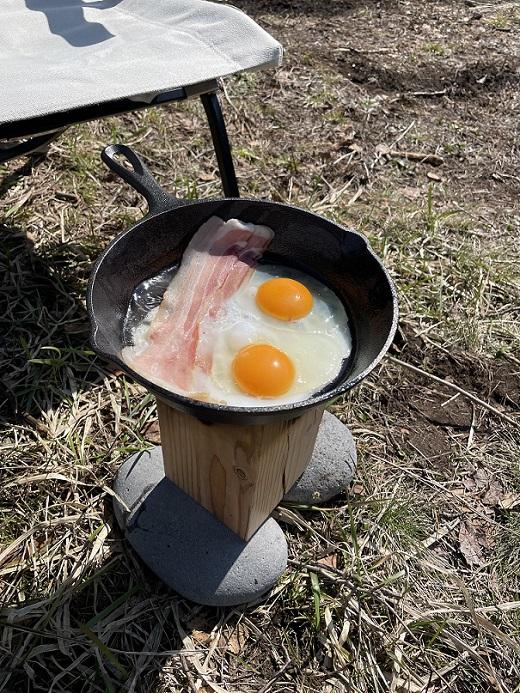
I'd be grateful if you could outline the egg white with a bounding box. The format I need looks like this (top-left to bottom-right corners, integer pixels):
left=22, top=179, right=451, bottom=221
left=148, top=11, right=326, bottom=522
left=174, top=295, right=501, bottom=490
left=192, top=265, right=352, bottom=407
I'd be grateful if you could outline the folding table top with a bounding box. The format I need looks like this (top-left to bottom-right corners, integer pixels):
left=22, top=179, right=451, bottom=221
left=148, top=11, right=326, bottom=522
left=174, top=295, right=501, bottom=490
left=1, top=0, right=282, bottom=126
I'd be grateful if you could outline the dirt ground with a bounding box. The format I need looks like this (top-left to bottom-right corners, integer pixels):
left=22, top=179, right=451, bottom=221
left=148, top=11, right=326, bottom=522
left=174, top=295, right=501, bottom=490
left=1, top=1, right=520, bottom=691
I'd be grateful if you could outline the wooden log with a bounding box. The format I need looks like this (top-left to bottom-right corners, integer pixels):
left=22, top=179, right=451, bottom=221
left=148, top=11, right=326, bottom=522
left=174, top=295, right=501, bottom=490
left=157, top=398, right=325, bottom=540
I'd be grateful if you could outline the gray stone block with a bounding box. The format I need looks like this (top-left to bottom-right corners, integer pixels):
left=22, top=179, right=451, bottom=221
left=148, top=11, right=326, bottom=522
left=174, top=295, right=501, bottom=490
left=284, top=411, right=356, bottom=504
left=113, top=447, right=287, bottom=607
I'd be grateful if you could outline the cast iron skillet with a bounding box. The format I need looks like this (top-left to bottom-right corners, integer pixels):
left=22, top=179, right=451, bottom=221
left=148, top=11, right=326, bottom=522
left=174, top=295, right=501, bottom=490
left=87, top=144, right=398, bottom=425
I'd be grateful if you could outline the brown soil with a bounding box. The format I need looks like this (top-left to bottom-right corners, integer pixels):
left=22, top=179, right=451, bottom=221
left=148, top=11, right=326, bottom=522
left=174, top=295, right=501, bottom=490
left=236, top=0, right=520, bottom=208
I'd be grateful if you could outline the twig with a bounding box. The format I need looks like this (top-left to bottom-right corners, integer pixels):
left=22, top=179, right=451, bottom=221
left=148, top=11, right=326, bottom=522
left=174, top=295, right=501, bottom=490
left=388, top=356, right=520, bottom=429
left=467, top=404, right=476, bottom=450
left=391, top=121, right=416, bottom=149
left=347, top=186, right=364, bottom=206
left=371, top=121, right=416, bottom=172
left=388, top=150, right=444, bottom=166
left=411, top=89, right=447, bottom=97
left=472, top=2, right=519, bottom=13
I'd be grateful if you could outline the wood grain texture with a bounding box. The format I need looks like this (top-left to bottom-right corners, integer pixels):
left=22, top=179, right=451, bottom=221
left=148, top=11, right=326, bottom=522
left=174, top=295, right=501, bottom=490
left=157, top=398, right=324, bottom=540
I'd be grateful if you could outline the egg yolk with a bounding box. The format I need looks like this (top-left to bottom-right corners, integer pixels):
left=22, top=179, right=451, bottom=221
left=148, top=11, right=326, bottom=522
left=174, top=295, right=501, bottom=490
left=232, top=344, right=295, bottom=397
left=256, top=277, right=313, bottom=321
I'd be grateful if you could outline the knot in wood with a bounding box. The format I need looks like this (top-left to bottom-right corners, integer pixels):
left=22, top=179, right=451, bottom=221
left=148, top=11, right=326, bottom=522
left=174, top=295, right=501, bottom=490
left=233, top=466, right=248, bottom=481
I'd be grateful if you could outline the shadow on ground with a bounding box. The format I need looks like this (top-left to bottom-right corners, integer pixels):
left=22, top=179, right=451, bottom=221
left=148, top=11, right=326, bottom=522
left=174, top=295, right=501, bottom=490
left=0, top=163, right=105, bottom=426
left=0, top=532, right=272, bottom=692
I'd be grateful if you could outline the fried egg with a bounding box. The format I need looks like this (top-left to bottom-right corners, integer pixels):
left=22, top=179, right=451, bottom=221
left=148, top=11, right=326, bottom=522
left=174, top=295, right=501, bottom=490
left=188, top=265, right=352, bottom=407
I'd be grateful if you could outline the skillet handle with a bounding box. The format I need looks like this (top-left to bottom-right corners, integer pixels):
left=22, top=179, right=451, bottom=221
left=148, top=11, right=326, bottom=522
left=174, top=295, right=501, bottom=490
left=101, top=144, right=187, bottom=216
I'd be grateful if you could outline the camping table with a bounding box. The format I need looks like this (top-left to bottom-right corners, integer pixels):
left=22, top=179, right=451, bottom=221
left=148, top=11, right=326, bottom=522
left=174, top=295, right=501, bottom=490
left=0, top=0, right=283, bottom=195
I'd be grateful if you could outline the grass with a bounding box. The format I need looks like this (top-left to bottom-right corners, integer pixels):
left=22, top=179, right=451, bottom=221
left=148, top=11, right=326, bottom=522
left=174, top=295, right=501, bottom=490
left=423, top=42, right=446, bottom=56
left=1, top=0, right=520, bottom=691
left=495, top=513, right=520, bottom=589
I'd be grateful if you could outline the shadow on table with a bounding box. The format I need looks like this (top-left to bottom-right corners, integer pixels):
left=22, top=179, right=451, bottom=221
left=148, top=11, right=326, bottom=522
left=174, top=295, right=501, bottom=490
left=25, top=0, right=122, bottom=47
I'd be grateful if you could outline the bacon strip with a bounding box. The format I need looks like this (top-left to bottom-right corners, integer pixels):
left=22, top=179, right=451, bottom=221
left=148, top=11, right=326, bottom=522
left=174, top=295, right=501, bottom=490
left=124, top=217, right=273, bottom=392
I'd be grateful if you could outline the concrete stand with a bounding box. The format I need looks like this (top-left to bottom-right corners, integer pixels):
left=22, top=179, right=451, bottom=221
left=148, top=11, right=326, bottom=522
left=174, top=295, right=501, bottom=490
left=283, top=411, right=356, bottom=504
left=113, top=448, right=288, bottom=607
left=112, top=408, right=356, bottom=606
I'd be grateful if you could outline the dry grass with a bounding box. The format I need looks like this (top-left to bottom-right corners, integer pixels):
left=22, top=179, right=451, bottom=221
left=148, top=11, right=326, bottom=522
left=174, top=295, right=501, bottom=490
left=1, top=1, right=520, bottom=691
